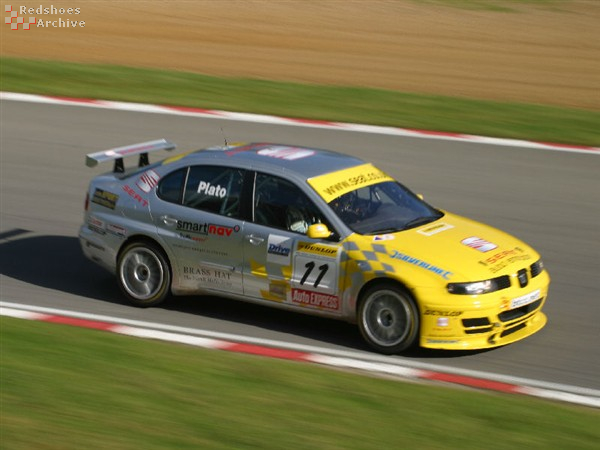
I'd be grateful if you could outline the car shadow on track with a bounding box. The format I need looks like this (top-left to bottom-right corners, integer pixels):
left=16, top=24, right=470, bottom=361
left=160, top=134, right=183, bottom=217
left=0, top=234, right=365, bottom=350
left=0, top=233, right=493, bottom=358
left=0, top=233, right=120, bottom=302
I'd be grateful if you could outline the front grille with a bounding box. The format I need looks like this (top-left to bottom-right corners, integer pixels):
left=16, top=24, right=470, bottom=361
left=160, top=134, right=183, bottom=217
left=530, top=260, right=544, bottom=278
left=498, top=298, right=543, bottom=322
left=465, top=327, right=493, bottom=335
left=462, top=318, right=491, bottom=327
left=462, top=317, right=492, bottom=334
left=495, top=275, right=511, bottom=290
left=500, top=322, right=526, bottom=338
left=517, top=268, right=528, bottom=288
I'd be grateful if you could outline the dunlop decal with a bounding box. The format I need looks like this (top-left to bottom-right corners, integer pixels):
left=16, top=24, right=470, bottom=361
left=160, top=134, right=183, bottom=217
left=297, top=242, right=339, bottom=258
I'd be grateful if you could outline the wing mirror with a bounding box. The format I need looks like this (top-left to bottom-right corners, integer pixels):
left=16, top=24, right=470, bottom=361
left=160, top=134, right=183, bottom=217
left=307, top=223, right=332, bottom=239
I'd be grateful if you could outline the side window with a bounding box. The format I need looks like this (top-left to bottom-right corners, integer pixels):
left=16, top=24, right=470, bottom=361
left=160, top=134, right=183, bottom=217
left=157, top=168, right=186, bottom=204
left=183, top=166, right=244, bottom=218
left=253, top=173, right=326, bottom=234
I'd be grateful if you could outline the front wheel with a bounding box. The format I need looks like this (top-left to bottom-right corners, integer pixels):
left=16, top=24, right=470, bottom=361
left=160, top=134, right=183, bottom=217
left=358, top=283, right=419, bottom=354
left=117, top=241, right=171, bottom=307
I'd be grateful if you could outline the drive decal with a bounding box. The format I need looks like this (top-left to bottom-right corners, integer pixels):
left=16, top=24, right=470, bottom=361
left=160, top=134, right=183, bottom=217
left=267, top=235, right=292, bottom=264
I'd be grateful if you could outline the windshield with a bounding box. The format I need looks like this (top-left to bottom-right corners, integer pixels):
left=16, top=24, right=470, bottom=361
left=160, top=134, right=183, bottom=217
left=328, top=181, right=443, bottom=235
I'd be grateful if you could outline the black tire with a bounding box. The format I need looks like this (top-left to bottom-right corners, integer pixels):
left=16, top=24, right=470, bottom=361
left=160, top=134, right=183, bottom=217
left=117, top=241, right=171, bottom=307
left=358, top=283, right=419, bottom=354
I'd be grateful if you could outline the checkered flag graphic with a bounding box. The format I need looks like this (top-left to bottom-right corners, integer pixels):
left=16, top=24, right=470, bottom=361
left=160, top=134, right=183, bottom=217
left=5, top=5, right=36, bottom=30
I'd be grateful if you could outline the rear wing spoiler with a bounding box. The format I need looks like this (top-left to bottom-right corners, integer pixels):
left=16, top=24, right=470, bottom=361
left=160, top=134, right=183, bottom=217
left=85, top=139, right=176, bottom=173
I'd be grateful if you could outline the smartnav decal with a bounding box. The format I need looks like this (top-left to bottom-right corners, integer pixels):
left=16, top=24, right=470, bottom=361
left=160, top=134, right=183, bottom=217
left=176, top=220, right=240, bottom=237
left=4, top=4, right=85, bottom=30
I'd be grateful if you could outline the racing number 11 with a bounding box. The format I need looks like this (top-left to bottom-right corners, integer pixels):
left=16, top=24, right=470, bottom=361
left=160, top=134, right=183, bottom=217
left=300, top=261, right=329, bottom=287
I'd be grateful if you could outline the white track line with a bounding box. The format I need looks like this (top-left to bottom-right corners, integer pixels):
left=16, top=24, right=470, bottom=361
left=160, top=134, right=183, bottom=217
left=2, top=302, right=599, bottom=408
left=1, top=91, right=598, bottom=155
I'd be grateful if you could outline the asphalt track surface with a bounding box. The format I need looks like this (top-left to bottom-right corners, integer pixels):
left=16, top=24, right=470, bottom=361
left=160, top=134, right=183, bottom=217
left=1, top=99, right=599, bottom=393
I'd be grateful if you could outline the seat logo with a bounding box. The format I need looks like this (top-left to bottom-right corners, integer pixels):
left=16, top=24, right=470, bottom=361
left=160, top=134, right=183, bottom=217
left=461, top=236, right=498, bottom=253
left=136, top=169, right=160, bottom=193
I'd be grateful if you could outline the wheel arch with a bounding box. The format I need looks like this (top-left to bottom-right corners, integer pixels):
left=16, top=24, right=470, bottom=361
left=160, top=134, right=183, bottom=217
left=116, top=234, right=175, bottom=306
left=356, top=276, right=420, bottom=315
left=117, top=234, right=174, bottom=281
left=355, top=276, right=422, bottom=354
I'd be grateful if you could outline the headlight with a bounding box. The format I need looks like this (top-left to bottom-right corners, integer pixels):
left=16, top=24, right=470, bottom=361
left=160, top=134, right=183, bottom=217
left=447, top=275, right=510, bottom=295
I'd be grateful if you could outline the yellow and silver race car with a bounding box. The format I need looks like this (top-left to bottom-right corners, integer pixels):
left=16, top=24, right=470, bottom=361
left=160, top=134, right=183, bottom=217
left=79, top=140, right=549, bottom=354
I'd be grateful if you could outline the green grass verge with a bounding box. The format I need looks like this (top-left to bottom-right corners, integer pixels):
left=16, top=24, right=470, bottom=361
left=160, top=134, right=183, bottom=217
left=1, top=57, right=598, bottom=146
left=413, top=0, right=568, bottom=12
left=1, top=317, right=599, bottom=450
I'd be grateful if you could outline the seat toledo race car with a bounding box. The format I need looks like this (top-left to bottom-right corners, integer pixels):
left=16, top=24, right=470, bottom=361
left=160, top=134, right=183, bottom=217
left=79, top=139, right=549, bottom=354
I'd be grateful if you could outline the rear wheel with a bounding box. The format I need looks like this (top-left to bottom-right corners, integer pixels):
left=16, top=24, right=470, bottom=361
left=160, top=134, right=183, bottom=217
left=117, top=241, right=171, bottom=307
left=358, top=283, right=419, bottom=354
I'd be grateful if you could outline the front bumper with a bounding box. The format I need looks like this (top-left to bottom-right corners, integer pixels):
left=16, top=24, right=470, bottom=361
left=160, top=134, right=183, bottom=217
left=417, top=271, right=550, bottom=350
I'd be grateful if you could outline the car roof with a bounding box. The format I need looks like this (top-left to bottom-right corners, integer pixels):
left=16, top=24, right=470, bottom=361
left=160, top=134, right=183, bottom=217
left=176, top=143, right=367, bottom=179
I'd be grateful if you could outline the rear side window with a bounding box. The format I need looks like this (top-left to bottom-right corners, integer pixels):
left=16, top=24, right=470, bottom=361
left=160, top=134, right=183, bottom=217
left=157, top=168, right=186, bottom=204
left=183, top=166, right=245, bottom=218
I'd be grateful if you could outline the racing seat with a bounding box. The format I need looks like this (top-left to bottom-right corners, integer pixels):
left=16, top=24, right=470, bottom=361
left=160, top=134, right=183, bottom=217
left=286, top=205, right=309, bottom=234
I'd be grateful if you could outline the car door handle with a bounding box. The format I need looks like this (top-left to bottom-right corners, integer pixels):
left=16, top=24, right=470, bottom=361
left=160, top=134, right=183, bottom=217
left=245, top=234, right=264, bottom=245
left=160, top=215, right=178, bottom=227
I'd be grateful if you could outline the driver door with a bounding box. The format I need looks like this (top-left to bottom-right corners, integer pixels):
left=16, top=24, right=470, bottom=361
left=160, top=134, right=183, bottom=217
left=242, top=172, right=343, bottom=313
